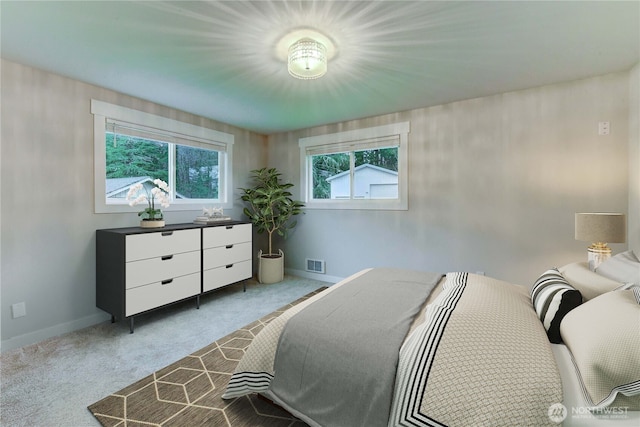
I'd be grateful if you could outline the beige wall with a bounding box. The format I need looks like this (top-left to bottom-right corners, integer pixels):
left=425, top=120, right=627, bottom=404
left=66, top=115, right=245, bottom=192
left=268, top=72, right=631, bottom=285
left=0, top=58, right=634, bottom=349
left=0, top=59, right=266, bottom=349
left=629, top=63, right=640, bottom=253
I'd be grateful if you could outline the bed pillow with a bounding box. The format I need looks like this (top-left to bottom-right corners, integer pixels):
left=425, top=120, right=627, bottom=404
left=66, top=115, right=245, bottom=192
left=560, top=288, right=640, bottom=410
left=531, top=268, right=582, bottom=343
left=558, top=262, right=621, bottom=301
left=595, top=250, right=640, bottom=284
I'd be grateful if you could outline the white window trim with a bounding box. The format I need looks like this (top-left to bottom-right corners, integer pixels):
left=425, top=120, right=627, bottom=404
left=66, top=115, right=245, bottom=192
left=299, top=121, right=409, bottom=210
left=91, top=99, right=234, bottom=213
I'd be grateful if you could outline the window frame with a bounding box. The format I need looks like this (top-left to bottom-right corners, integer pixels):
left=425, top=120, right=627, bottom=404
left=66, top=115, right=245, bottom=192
left=92, top=99, right=234, bottom=213
left=299, top=121, right=410, bottom=210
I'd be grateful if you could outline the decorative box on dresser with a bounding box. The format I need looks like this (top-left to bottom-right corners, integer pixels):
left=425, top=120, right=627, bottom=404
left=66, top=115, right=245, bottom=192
left=96, top=221, right=252, bottom=333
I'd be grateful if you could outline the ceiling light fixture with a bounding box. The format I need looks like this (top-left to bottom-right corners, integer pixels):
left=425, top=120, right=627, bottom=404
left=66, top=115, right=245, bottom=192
left=288, top=38, right=327, bottom=80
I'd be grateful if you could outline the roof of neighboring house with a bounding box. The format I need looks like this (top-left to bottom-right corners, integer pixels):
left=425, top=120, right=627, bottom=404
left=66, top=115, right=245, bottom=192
left=326, top=164, right=398, bottom=182
left=105, top=176, right=152, bottom=196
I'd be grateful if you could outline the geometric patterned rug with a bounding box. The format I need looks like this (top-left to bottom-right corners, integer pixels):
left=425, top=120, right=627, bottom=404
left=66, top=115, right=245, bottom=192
left=88, top=288, right=326, bottom=427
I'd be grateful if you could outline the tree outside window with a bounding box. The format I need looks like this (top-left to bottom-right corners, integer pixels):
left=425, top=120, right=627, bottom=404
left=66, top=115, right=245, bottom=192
left=105, top=132, right=221, bottom=202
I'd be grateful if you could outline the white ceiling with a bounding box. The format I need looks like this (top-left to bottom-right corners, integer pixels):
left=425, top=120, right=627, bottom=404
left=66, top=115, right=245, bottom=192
left=1, top=1, right=638, bottom=135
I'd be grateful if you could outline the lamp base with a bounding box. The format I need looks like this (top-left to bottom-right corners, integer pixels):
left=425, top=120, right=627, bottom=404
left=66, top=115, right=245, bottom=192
left=587, top=243, right=611, bottom=271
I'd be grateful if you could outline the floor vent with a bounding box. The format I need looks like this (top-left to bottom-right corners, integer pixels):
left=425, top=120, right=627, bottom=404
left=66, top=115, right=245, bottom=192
left=305, top=258, right=325, bottom=274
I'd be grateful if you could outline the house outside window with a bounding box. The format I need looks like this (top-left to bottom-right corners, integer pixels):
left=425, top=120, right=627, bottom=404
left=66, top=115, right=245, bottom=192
left=328, top=164, right=398, bottom=199
left=299, top=122, right=409, bottom=210
left=92, top=100, right=234, bottom=213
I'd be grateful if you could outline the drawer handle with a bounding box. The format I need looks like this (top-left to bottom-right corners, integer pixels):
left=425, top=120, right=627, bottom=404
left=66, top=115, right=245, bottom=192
left=226, top=264, right=234, bottom=269
left=225, top=244, right=234, bottom=249
left=161, top=279, right=173, bottom=285
left=225, top=225, right=234, bottom=229
left=161, top=255, right=173, bottom=261
left=161, top=231, right=173, bottom=236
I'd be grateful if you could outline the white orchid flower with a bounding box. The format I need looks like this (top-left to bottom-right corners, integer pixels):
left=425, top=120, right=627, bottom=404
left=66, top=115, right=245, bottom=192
left=125, top=178, right=171, bottom=220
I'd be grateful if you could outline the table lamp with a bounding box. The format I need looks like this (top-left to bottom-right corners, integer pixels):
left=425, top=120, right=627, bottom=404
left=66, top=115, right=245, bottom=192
left=575, top=212, right=626, bottom=270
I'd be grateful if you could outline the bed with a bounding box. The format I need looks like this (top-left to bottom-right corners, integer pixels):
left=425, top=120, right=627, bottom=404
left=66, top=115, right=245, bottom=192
left=222, top=254, right=640, bottom=426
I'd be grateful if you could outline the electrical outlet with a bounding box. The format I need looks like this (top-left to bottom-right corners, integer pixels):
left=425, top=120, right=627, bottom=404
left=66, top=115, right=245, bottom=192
left=11, top=302, right=26, bottom=318
left=598, top=121, right=610, bottom=135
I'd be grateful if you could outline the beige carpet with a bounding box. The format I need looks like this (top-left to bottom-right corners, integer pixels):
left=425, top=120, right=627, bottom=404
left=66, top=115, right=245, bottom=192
left=88, top=288, right=326, bottom=427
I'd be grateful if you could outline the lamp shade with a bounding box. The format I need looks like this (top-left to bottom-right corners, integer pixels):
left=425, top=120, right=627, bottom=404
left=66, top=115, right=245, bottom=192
left=575, top=213, right=626, bottom=243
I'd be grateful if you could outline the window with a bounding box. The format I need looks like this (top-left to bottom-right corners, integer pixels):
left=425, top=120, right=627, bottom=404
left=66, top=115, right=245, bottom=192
left=299, top=122, right=409, bottom=210
left=92, top=100, right=234, bottom=213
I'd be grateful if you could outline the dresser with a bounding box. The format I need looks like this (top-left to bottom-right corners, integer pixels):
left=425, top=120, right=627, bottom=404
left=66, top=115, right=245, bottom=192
left=202, top=223, right=252, bottom=292
left=96, top=221, right=252, bottom=332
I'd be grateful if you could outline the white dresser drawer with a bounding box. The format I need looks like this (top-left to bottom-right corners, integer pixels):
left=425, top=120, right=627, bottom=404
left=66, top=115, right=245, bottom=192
left=125, top=250, right=200, bottom=289
left=203, top=242, right=251, bottom=270
left=126, top=229, right=200, bottom=262
left=203, top=260, right=252, bottom=292
left=126, top=272, right=200, bottom=316
left=203, top=224, right=251, bottom=249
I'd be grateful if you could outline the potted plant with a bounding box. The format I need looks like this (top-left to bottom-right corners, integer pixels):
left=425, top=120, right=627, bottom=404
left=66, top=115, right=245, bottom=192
left=126, top=178, right=171, bottom=228
left=239, top=167, right=304, bottom=283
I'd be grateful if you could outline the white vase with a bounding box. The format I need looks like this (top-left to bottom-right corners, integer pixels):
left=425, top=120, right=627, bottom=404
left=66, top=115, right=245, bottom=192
left=140, top=220, right=165, bottom=228
left=258, top=249, right=284, bottom=284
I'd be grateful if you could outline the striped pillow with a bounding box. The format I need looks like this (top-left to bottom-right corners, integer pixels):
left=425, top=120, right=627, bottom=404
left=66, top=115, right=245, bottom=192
left=531, top=268, right=582, bottom=343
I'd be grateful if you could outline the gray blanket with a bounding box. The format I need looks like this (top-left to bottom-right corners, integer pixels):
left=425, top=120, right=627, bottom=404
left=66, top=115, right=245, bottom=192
left=269, top=268, right=442, bottom=427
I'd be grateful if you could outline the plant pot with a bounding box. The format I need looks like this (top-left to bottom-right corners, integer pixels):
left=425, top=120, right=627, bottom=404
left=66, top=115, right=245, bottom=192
left=140, top=220, right=165, bottom=228
left=258, top=249, right=284, bottom=284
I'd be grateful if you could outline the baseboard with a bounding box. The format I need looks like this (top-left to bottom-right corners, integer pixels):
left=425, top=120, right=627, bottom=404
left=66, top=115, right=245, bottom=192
left=285, top=268, right=343, bottom=284
left=1, top=312, right=111, bottom=353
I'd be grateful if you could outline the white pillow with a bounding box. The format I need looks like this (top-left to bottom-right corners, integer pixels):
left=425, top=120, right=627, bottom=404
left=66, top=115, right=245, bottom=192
left=560, top=289, right=640, bottom=410
left=558, top=262, right=620, bottom=301
left=595, top=250, right=640, bottom=285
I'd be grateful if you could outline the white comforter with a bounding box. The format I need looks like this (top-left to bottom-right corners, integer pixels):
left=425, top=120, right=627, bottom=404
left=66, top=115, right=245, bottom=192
left=225, top=270, right=564, bottom=426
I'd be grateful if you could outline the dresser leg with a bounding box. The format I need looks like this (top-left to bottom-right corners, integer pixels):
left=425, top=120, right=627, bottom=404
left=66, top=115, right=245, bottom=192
left=196, top=295, right=200, bottom=309
left=129, top=317, right=134, bottom=334
left=111, top=315, right=115, bottom=323
left=243, top=280, right=246, bottom=292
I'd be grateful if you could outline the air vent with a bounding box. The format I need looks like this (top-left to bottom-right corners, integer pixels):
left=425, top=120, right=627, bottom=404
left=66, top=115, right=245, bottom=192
left=305, top=258, right=325, bottom=274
